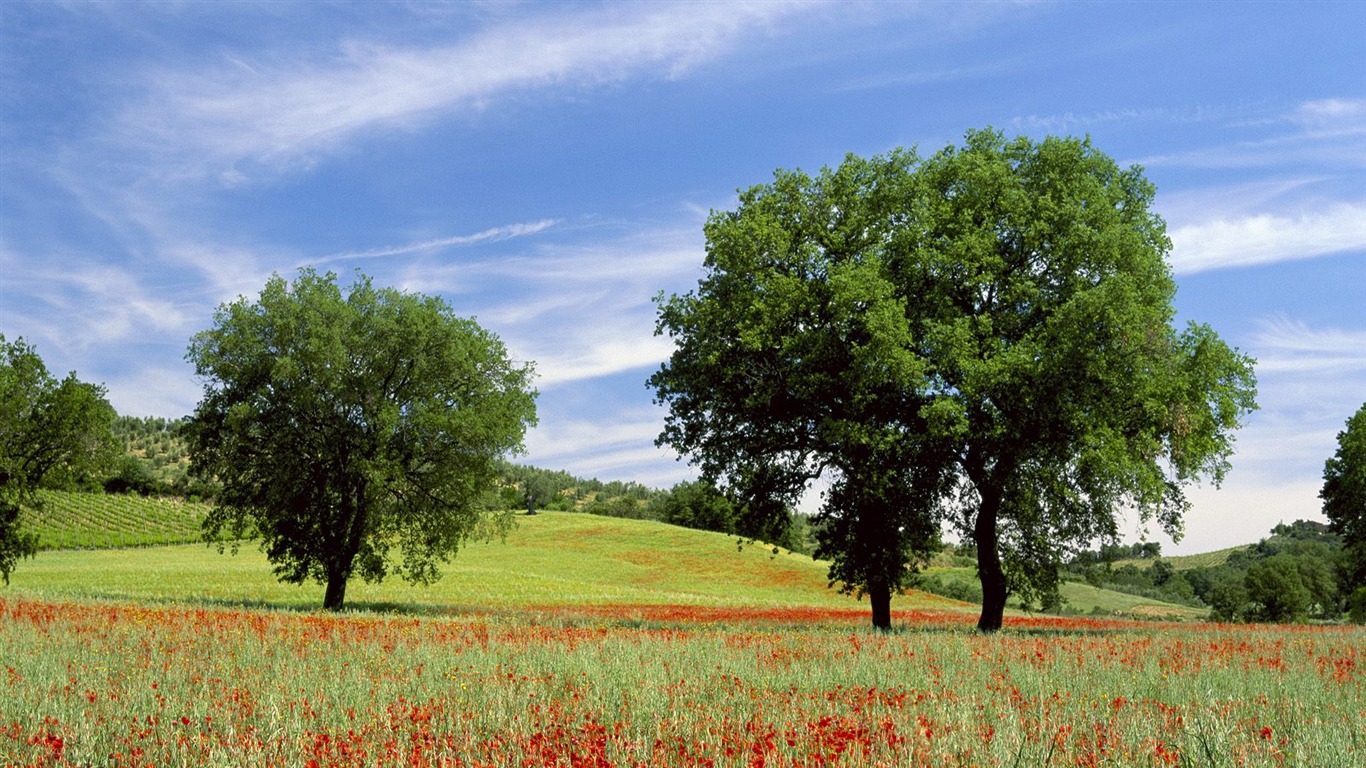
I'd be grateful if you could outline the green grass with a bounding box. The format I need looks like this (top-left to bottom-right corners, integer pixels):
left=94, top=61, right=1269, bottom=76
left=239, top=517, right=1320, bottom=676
left=12, top=491, right=1208, bottom=620
left=6, top=597, right=1361, bottom=766
left=1057, top=581, right=1206, bottom=620
left=7, top=511, right=965, bottom=615
left=21, top=489, right=211, bottom=550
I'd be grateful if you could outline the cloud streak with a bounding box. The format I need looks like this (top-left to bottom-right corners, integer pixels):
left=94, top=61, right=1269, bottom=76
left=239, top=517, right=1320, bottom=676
left=1168, top=201, right=1366, bottom=274
left=117, top=2, right=815, bottom=182
left=387, top=220, right=706, bottom=390
left=1251, top=316, right=1366, bottom=375
left=1135, top=98, right=1366, bottom=171
left=312, top=220, right=559, bottom=265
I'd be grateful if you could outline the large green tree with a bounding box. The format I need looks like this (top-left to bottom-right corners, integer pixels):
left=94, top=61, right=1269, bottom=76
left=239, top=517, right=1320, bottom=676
left=651, top=150, right=959, bottom=630
left=1322, top=402, right=1366, bottom=619
left=1, top=335, right=118, bottom=582
left=184, top=270, right=538, bottom=610
left=652, top=129, right=1257, bottom=632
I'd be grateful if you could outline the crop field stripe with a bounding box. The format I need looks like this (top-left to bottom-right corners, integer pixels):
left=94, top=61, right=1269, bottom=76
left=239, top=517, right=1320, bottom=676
left=24, top=491, right=210, bottom=551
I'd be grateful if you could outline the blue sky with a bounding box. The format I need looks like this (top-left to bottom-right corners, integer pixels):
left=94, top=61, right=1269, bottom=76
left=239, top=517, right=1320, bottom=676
left=2, top=1, right=1362, bottom=554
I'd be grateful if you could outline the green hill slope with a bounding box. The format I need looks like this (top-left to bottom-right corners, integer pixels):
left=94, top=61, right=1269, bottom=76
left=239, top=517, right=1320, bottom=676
left=22, top=490, right=212, bottom=550
left=11, top=492, right=1206, bottom=621
left=1113, top=546, right=1248, bottom=571
left=9, top=511, right=961, bottom=615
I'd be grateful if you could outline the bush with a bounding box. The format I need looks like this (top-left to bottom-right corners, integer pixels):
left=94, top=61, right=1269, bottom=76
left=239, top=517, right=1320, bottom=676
left=658, top=481, right=738, bottom=533
left=913, top=574, right=983, bottom=605
left=1244, top=555, right=1311, bottom=623
left=1348, top=586, right=1366, bottom=625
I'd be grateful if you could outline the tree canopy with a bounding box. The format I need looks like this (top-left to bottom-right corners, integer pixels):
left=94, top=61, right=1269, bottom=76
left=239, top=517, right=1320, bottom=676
left=184, top=270, right=538, bottom=610
left=1, top=335, right=118, bottom=582
left=1322, top=401, right=1366, bottom=620
left=651, top=129, right=1257, bottom=631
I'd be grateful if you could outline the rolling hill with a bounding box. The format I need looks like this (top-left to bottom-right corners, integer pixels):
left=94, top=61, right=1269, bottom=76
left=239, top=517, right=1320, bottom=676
left=11, top=491, right=1207, bottom=621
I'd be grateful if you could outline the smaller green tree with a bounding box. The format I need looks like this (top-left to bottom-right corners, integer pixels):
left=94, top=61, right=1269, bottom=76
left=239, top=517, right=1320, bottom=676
left=1, top=335, right=118, bottom=581
left=1205, top=568, right=1249, bottom=622
left=1322, top=402, right=1366, bottom=621
left=521, top=474, right=558, bottom=515
left=1244, top=555, right=1311, bottom=623
left=185, top=270, right=538, bottom=610
left=659, top=480, right=739, bottom=534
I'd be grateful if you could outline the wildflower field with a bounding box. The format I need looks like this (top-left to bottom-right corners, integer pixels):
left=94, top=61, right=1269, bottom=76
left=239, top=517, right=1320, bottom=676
left=3, top=512, right=1363, bottom=766
left=4, top=597, right=1362, bottom=767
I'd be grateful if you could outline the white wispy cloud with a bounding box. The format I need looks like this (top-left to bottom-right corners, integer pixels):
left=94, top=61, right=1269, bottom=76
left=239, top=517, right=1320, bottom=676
left=1011, top=105, right=1226, bottom=135
left=1135, top=98, right=1366, bottom=170
left=1, top=260, right=190, bottom=353
left=393, top=222, right=706, bottom=389
left=1167, top=201, right=1366, bottom=274
left=522, top=411, right=689, bottom=485
left=1251, top=315, right=1366, bottom=375
left=1225, top=316, right=1366, bottom=491
left=312, top=220, right=559, bottom=265
left=116, top=2, right=815, bottom=181
left=1161, top=315, right=1366, bottom=552
left=1289, top=97, right=1366, bottom=135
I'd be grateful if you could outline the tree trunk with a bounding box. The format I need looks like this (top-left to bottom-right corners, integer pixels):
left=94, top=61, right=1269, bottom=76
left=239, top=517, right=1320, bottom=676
left=323, top=570, right=349, bottom=611
left=975, top=490, right=1008, bottom=633
left=869, top=579, right=892, bottom=632
left=322, top=490, right=367, bottom=612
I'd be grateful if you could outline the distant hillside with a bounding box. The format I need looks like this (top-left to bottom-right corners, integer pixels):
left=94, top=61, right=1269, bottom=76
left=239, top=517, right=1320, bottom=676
left=1114, top=546, right=1249, bottom=571
left=102, top=415, right=670, bottom=519
left=918, top=565, right=1206, bottom=622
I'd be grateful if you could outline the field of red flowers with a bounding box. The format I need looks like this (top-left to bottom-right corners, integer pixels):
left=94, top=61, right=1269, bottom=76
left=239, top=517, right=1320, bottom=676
left=3, top=597, right=1361, bottom=767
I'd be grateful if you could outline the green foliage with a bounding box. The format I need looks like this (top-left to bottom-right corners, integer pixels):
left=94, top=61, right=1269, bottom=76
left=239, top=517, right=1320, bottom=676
left=1322, top=402, right=1366, bottom=605
left=913, top=572, right=984, bottom=605
left=1068, top=520, right=1353, bottom=623
left=1, top=335, right=119, bottom=582
left=104, top=416, right=210, bottom=497
left=184, top=270, right=537, bottom=610
left=1244, top=555, right=1312, bottom=623
left=654, top=480, right=810, bottom=554
left=658, top=480, right=739, bottom=533
left=1205, top=569, right=1250, bottom=622
left=651, top=147, right=961, bottom=629
left=498, top=462, right=664, bottom=518
left=1070, top=541, right=1163, bottom=567
left=1348, top=586, right=1366, bottom=624
left=651, top=128, right=1257, bottom=632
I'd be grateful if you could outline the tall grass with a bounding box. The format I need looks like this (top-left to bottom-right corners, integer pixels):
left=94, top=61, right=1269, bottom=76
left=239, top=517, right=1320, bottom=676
left=2, top=597, right=1360, bottom=766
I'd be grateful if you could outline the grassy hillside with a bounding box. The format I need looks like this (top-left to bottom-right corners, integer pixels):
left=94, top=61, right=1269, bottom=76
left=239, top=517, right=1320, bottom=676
left=1113, top=545, right=1249, bottom=571
left=11, top=491, right=1209, bottom=620
left=22, top=489, right=212, bottom=550
left=7, top=511, right=968, bottom=616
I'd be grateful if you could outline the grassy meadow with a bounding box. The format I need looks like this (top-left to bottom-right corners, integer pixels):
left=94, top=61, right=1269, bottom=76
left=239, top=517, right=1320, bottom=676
left=6, top=511, right=905, bottom=614
left=4, top=497, right=1363, bottom=766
